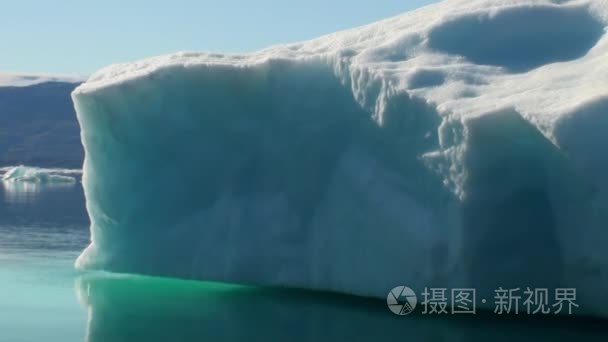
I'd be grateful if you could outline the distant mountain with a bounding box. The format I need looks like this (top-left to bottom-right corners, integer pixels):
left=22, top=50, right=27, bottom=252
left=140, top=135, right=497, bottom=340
left=0, top=72, right=84, bottom=87
left=0, top=80, right=84, bottom=168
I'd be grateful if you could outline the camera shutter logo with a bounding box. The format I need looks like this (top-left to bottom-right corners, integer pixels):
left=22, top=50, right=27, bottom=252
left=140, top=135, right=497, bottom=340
left=387, top=286, right=417, bottom=315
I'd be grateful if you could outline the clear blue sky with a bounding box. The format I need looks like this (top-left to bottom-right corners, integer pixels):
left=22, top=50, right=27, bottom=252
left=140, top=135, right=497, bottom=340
left=1, top=0, right=438, bottom=75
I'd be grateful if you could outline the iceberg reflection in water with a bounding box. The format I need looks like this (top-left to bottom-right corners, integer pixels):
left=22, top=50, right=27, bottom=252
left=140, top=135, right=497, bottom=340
left=1, top=180, right=76, bottom=204
left=1, top=166, right=80, bottom=204
left=76, top=273, right=608, bottom=342
left=1, top=173, right=608, bottom=341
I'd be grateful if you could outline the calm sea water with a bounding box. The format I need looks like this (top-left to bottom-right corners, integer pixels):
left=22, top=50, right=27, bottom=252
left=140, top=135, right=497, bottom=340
left=1, top=174, right=608, bottom=342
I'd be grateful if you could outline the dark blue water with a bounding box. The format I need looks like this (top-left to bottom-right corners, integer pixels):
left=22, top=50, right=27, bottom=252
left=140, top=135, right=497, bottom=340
left=1, top=174, right=608, bottom=342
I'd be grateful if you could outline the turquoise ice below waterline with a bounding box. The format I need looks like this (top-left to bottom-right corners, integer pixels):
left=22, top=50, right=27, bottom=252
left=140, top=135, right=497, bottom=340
left=2, top=181, right=608, bottom=341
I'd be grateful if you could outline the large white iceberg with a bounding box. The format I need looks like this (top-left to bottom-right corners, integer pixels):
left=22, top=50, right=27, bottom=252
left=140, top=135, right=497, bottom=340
left=72, top=0, right=608, bottom=316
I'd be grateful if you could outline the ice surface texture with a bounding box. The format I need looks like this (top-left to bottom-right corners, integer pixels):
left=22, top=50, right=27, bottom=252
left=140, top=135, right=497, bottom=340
left=73, top=0, right=608, bottom=316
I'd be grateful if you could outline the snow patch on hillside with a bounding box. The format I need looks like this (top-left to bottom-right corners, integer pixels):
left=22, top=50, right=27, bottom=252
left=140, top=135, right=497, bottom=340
left=0, top=72, right=84, bottom=87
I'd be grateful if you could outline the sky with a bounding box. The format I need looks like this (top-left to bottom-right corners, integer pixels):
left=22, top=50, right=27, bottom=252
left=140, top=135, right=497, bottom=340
left=0, top=0, right=438, bottom=76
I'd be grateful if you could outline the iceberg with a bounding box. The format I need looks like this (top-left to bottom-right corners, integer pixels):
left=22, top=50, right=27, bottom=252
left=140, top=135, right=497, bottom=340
left=1, top=166, right=78, bottom=184
left=72, top=0, right=608, bottom=316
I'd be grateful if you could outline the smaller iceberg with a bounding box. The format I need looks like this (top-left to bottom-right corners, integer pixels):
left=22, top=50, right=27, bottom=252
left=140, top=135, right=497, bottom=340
left=1, top=166, right=79, bottom=184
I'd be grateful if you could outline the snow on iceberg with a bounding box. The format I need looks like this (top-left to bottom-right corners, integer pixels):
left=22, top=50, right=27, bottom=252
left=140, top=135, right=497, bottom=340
left=72, top=0, right=608, bottom=316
